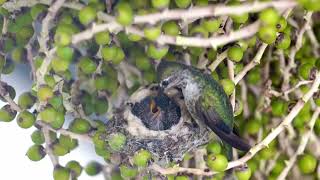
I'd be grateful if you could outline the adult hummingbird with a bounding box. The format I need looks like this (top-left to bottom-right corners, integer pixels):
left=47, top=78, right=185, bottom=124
left=157, top=60, right=251, bottom=152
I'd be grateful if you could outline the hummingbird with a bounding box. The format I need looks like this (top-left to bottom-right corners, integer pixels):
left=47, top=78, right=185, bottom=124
left=157, top=60, right=251, bottom=152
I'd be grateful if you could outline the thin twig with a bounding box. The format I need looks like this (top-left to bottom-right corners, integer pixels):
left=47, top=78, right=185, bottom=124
left=208, top=50, right=228, bottom=71
left=42, top=127, right=59, bottom=166
left=277, top=108, right=320, bottom=180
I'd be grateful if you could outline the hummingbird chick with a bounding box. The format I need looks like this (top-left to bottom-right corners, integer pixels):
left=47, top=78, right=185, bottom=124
left=157, top=60, right=251, bottom=152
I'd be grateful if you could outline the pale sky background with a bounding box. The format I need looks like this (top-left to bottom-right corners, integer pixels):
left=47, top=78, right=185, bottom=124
left=0, top=64, right=105, bottom=180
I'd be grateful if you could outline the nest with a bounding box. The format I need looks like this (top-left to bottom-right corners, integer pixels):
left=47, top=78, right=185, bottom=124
left=104, top=85, right=211, bottom=165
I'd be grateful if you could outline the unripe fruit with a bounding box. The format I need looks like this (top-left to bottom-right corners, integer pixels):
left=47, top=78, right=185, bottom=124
left=276, top=17, right=287, bottom=32
left=271, top=99, right=288, bottom=117
left=135, top=56, right=151, bottom=70
left=120, top=165, right=138, bottom=178
left=53, top=167, right=71, bottom=180
left=11, top=47, right=26, bottom=63
left=190, top=25, right=208, bottom=37
left=128, top=33, right=142, bottom=41
left=220, top=79, right=235, bottom=96
left=51, top=57, right=70, bottom=72
left=39, top=106, right=57, bottom=123
left=112, top=47, right=125, bottom=64
left=276, top=33, right=291, bottom=50
left=231, top=13, right=249, bottom=24
left=94, top=146, right=111, bottom=158
left=69, top=118, right=91, bottom=134
left=52, top=142, right=69, bottom=156
left=108, top=133, right=126, bottom=151
left=56, top=46, right=74, bottom=62
left=94, top=97, right=108, bottom=115
left=2, top=58, right=15, bottom=74
left=258, top=26, right=277, bottom=44
left=78, top=6, right=97, bottom=25
left=93, top=131, right=107, bottom=149
left=54, top=31, right=71, bottom=46
left=37, top=85, right=53, bottom=101
left=259, top=8, right=280, bottom=26
left=59, top=135, right=78, bottom=150
left=0, top=105, right=17, bottom=122
left=50, top=111, right=65, bottom=129
left=66, top=160, right=82, bottom=178
left=206, top=154, right=228, bottom=172
left=30, top=4, right=47, bottom=20
left=144, top=25, right=162, bottom=41
left=245, top=119, right=261, bottom=135
left=162, top=21, right=180, bottom=36
left=298, top=0, right=320, bottom=11
left=235, top=167, right=251, bottom=180
left=298, top=154, right=317, bottom=174
left=95, top=31, right=110, bottom=45
left=44, top=75, right=56, bottom=88
left=31, top=130, right=45, bottom=145
left=26, top=144, right=46, bottom=161
left=175, top=176, right=189, bottom=180
left=85, top=161, right=102, bottom=176
left=147, top=44, right=168, bottom=60
left=203, top=18, right=221, bottom=33
left=133, top=149, right=152, bottom=167
left=101, top=45, right=117, bottom=61
left=115, top=3, right=133, bottom=26
left=78, top=57, right=97, bottom=74
left=227, top=45, right=243, bottom=62
left=206, top=141, right=222, bottom=154
left=151, top=0, right=170, bottom=9
left=17, top=110, right=35, bottom=129
left=48, top=95, right=63, bottom=110
left=298, top=63, right=314, bottom=80
left=175, top=0, right=191, bottom=8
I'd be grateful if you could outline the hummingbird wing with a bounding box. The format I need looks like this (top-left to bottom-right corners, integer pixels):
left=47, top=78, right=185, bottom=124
left=195, top=99, right=251, bottom=152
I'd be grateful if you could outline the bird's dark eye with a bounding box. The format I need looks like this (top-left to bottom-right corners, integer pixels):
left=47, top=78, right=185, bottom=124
left=161, top=80, right=169, bottom=87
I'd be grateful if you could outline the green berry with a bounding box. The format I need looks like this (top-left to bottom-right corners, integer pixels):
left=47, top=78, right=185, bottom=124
left=50, top=111, right=65, bottom=129
left=258, top=26, right=277, bottom=44
left=56, top=46, right=74, bottom=62
left=119, top=165, right=138, bottom=178
left=112, top=47, right=125, bottom=64
left=26, top=144, right=46, bottom=161
left=39, top=106, right=57, bottom=123
left=93, top=131, right=107, bottom=149
left=235, top=167, right=251, bottom=180
left=298, top=63, right=314, bottom=80
left=259, top=8, right=280, bottom=26
left=276, top=33, right=291, bottom=50
left=245, top=119, right=261, bottom=135
left=133, top=149, right=152, bottom=167
left=11, top=47, right=26, bottom=63
left=227, top=45, right=243, bottom=62
left=271, top=99, right=288, bottom=117
left=115, top=3, right=133, bottom=26
left=135, top=56, right=151, bottom=70
left=2, top=58, right=15, bottom=74
left=128, top=33, right=142, bottom=41
left=206, top=154, right=228, bottom=172
left=85, top=161, right=102, bottom=176
left=147, top=44, right=168, bottom=60
left=53, top=167, right=71, bottom=180
left=195, top=0, right=208, bottom=6
left=0, top=105, right=17, bottom=122
left=94, top=97, right=108, bottom=115
left=31, top=130, right=45, bottom=145
left=69, top=118, right=91, bottom=134
left=175, top=0, right=191, bottom=8
left=231, top=13, right=249, bottom=24
left=108, top=133, right=126, bottom=151
left=59, top=134, right=78, bottom=150
left=54, top=31, right=71, bottom=46
left=151, top=0, right=170, bottom=9
left=17, top=110, right=35, bottom=129
left=78, top=6, right=97, bottom=25
left=95, top=31, right=110, bottom=45
left=206, top=141, right=222, bottom=154
left=144, top=25, right=162, bottom=41
left=37, top=85, right=53, bottom=101
left=51, top=57, right=70, bottom=72
left=101, top=45, right=117, bottom=61
left=30, top=4, right=47, bottom=19
left=52, top=142, right=69, bottom=156
left=276, top=17, right=287, bottom=32
left=95, top=146, right=111, bottom=158
left=94, top=75, right=118, bottom=92
left=44, top=75, right=56, bottom=88
left=220, top=79, right=235, bottom=96
left=48, top=95, right=63, bottom=110
left=298, top=0, right=320, bottom=11
left=176, top=176, right=189, bottom=180
left=203, top=18, right=221, bottom=33
left=66, top=161, right=82, bottom=178
left=78, top=57, right=97, bottom=74
left=162, top=21, right=180, bottom=36
left=298, top=154, right=317, bottom=174
left=190, top=25, right=208, bottom=37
